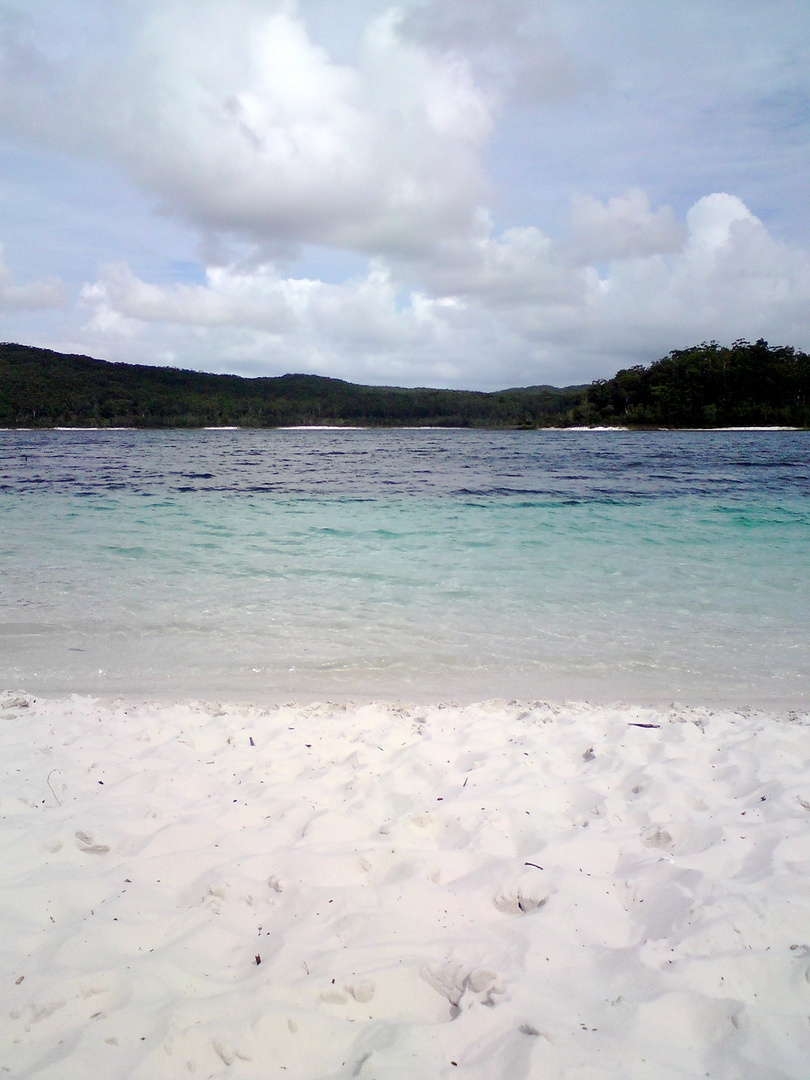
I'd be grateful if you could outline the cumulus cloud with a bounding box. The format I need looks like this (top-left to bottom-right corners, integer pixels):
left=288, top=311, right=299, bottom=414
left=561, top=193, right=810, bottom=364
left=569, top=189, right=684, bottom=263
left=0, top=243, right=64, bottom=311
left=684, top=192, right=756, bottom=253
left=0, top=0, right=492, bottom=256
left=79, top=258, right=451, bottom=382
left=2, top=2, right=809, bottom=387
left=399, top=0, right=601, bottom=107
left=81, top=259, right=426, bottom=346
left=76, top=192, right=810, bottom=388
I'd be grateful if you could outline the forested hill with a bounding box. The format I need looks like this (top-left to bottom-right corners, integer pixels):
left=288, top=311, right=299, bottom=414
left=0, top=342, right=583, bottom=428
left=573, top=340, right=810, bottom=428
left=1, top=338, right=808, bottom=428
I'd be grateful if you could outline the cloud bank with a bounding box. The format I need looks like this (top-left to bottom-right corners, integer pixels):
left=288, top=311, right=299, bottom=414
left=78, top=192, right=810, bottom=388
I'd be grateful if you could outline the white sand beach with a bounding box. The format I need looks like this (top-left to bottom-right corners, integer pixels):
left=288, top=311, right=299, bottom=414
left=3, top=692, right=809, bottom=1079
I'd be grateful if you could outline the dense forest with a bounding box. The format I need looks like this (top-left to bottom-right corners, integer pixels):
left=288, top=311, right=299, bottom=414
left=572, top=339, right=810, bottom=428
left=0, top=342, right=583, bottom=428
left=0, top=338, right=808, bottom=429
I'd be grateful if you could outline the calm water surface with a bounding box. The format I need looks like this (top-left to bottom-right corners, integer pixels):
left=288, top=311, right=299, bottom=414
left=1, top=428, right=808, bottom=705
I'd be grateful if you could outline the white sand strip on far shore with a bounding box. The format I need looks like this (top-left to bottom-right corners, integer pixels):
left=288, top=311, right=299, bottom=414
left=2, top=693, right=810, bottom=1080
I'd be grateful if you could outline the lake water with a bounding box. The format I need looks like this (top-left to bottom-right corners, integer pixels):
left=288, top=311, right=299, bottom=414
left=1, top=427, right=808, bottom=705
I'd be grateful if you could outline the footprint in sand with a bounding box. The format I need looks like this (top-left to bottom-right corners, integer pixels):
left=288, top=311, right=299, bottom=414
left=75, top=831, right=110, bottom=855
left=320, top=990, right=349, bottom=1004
left=212, top=1039, right=252, bottom=1065
left=345, top=981, right=376, bottom=1003
left=642, top=827, right=673, bottom=849
left=320, top=980, right=376, bottom=1006
left=420, top=962, right=502, bottom=1010
left=493, top=873, right=549, bottom=915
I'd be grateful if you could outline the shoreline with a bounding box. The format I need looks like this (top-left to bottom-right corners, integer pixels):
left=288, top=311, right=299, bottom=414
left=5, top=680, right=807, bottom=714
left=1, top=424, right=805, bottom=432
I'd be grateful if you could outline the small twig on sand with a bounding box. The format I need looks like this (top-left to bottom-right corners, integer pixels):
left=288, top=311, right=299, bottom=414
left=47, top=769, right=62, bottom=806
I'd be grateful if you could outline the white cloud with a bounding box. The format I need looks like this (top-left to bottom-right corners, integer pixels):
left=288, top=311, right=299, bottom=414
left=1, top=2, right=809, bottom=386
left=0, top=243, right=64, bottom=311
left=684, top=192, right=755, bottom=253
left=79, top=258, right=447, bottom=382
left=570, top=188, right=684, bottom=263
left=567, top=193, right=810, bottom=361
left=75, top=192, right=810, bottom=388
left=0, top=0, right=492, bottom=257
left=399, top=0, right=601, bottom=108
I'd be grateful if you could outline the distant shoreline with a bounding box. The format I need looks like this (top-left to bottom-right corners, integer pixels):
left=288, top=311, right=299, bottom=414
left=3, top=340, right=809, bottom=429
left=1, top=424, right=803, bottom=433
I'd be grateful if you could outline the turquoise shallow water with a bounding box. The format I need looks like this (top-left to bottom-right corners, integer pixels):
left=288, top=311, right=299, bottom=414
left=1, top=428, right=808, bottom=704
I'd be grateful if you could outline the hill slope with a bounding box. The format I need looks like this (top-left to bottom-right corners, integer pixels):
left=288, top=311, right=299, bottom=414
left=0, top=343, right=583, bottom=428
left=575, top=339, right=810, bottom=428
left=1, top=339, right=808, bottom=428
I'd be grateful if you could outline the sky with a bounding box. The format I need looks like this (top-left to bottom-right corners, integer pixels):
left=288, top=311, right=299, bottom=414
left=0, top=0, right=808, bottom=390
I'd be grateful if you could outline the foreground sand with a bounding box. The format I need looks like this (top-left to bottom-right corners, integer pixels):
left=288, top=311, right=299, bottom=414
left=2, top=693, right=809, bottom=1079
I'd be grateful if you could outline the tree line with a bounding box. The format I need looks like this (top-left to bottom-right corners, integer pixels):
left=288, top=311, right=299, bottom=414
left=1, top=338, right=807, bottom=429
left=571, top=339, right=810, bottom=428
